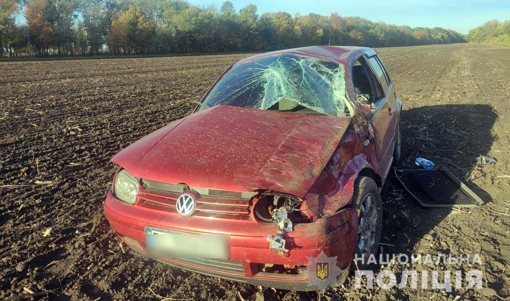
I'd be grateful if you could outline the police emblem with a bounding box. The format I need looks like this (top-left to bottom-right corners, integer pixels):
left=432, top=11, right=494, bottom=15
left=307, top=251, right=343, bottom=290
left=316, top=262, right=329, bottom=280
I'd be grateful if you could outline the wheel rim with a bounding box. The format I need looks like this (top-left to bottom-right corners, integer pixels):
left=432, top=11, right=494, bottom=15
left=357, top=193, right=378, bottom=255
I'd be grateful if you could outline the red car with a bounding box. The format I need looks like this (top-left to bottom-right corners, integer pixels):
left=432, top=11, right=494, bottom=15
left=104, top=46, right=402, bottom=291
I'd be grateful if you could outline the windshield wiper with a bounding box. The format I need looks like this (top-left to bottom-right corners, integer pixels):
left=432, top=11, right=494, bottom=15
left=191, top=101, right=210, bottom=109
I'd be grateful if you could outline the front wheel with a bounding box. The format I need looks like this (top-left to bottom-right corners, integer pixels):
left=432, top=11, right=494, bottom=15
left=352, top=176, right=383, bottom=271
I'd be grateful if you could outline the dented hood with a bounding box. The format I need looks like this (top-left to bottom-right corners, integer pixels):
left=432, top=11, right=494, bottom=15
left=112, top=105, right=351, bottom=198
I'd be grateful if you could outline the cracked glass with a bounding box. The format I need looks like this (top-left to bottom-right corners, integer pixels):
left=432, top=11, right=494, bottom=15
left=201, top=54, right=349, bottom=117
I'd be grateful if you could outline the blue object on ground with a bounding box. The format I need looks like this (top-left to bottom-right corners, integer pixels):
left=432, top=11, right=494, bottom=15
left=415, top=157, right=435, bottom=170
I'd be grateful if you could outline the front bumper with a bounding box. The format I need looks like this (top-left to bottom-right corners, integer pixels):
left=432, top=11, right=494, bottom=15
left=104, top=191, right=358, bottom=291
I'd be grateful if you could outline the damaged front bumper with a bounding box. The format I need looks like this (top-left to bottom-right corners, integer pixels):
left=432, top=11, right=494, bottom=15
left=104, top=191, right=358, bottom=291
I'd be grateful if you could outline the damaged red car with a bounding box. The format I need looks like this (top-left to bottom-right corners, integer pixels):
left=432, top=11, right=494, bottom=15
left=104, top=46, right=402, bottom=291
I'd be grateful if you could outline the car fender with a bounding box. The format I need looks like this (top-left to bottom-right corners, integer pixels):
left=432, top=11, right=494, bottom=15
left=305, top=154, right=378, bottom=218
left=323, top=154, right=379, bottom=215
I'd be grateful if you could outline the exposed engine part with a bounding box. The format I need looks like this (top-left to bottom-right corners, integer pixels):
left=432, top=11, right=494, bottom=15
left=254, top=192, right=308, bottom=223
left=274, top=207, right=292, bottom=232
left=256, top=192, right=311, bottom=255
left=266, top=209, right=291, bottom=254
left=266, top=234, right=287, bottom=254
left=265, top=197, right=297, bottom=254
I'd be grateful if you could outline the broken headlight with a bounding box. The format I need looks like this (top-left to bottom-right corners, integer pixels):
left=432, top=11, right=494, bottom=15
left=254, top=192, right=308, bottom=224
left=113, top=170, right=139, bottom=204
left=255, top=192, right=310, bottom=254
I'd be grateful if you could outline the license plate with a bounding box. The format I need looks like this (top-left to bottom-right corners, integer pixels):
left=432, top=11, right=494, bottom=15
left=145, top=227, right=230, bottom=259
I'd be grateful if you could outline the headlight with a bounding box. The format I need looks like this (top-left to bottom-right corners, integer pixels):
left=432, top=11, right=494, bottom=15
left=113, top=170, right=139, bottom=204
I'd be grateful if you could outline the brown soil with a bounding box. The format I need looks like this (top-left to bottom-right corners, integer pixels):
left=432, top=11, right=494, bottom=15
left=0, top=44, right=509, bottom=300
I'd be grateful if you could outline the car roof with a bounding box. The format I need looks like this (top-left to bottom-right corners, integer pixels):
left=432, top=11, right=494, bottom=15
left=237, top=46, right=378, bottom=65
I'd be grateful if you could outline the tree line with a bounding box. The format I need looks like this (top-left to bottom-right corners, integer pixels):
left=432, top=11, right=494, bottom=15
left=468, top=20, right=510, bottom=45
left=0, top=0, right=467, bottom=57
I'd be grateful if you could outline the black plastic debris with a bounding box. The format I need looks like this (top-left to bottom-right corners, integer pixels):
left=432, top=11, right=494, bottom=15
left=394, top=166, right=484, bottom=207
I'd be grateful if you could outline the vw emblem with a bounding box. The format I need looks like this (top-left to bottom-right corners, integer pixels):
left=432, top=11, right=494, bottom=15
left=176, top=192, right=196, bottom=216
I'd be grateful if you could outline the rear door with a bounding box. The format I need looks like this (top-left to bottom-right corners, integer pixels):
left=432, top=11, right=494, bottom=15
left=365, top=54, right=398, bottom=178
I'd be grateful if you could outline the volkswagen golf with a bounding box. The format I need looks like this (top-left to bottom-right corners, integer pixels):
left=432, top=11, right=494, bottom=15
left=104, top=46, right=402, bottom=291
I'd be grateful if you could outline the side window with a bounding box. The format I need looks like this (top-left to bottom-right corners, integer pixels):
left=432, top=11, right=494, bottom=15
left=352, top=60, right=372, bottom=101
left=351, top=56, right=384, bottom=109
left=367, top=57, right=389, bottom=93
left=375, top=56, right=391, bottom=84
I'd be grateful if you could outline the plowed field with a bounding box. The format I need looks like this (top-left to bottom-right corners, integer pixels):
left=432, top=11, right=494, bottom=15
left=1, top=44, right=509, bottom=300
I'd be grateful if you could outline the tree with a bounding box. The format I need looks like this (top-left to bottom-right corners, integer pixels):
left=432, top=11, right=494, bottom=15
left=24, top=0, right=80, bottom=56
left=257, top=12, right=274, bottom=50
left=6, top=0, right=469, bottom=56
left=344, top=17, right=378, bottom=46
left=50, top=0, right=81, bottom=55
left=123, top=0, right=160, bottom=20
left=25, top=0, right=55, bottom=55
left=75, top=20, right=87, bottom=54
left=83, top=0, right=114, bottom=54
left=413, top=27, right=431, bottom=45
left=327, top=13, right=345, bottom=46
left=196, top=8, right=217, bottom=52
left=107, top=5, right=154, bottom=54
left=4, top=23, right=29, bottom=56
left=294, top=13, right=325, bottom=46
left=238, top=4, right=258, bottom=50
left=468, top=20, right=510, bottom=44
left=271, top=12, right=295, bottom=49
left=0, top=0, right=20, bottom=56
left=171, top=6, right=200, bottom=52
left=217, top=1, right=238, bottom=51
left=219, top=1, right=235, bottom=18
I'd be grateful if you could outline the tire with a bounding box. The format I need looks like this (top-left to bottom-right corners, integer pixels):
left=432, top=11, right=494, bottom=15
left=351, top=176, right=383, bottom=271
left=393, top=125, right=402, bottom=163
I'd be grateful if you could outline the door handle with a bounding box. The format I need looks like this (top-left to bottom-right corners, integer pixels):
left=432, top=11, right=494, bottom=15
left=388, top=107, right=393, bottom=116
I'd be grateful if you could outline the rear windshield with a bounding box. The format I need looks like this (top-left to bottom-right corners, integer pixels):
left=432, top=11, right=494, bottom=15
left=201, top=54, right=348, bottom=116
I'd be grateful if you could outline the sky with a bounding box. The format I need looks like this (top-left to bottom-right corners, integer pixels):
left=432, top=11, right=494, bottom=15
left=191, top=0, right=510, bottom=34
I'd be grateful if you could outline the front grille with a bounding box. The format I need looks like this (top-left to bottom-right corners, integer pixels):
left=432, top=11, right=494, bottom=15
left=176, top=258, right=245, bottom=274
left=137, top=179, right=255, bottom=220
left=156, top=257, right=247, bottom=283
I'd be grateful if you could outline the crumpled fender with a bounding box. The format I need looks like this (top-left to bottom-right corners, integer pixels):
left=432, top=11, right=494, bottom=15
left=322, top=154, right=376, bottom=216
left=304, top=154, right=377, bottom=218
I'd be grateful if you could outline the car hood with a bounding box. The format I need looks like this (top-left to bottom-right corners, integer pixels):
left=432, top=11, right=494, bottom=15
left=112, top=105, right=351, bottom=198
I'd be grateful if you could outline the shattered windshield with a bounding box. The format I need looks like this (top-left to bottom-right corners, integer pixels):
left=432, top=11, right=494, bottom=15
left=201, top=54, right=349, bottom=117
